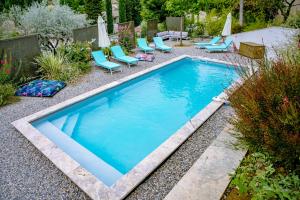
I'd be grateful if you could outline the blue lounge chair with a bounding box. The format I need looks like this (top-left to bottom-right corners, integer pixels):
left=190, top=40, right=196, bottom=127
left=153, top=37, right=172, bottom=52
left=91, top=50, right=121, bottom=75
left=110, top=45, right=139, bottom=67
left=194, top=36, right=221, bottom=48
left=205, top=37, right=233, bottom=52
left=137, top=38, right=154, bottom=53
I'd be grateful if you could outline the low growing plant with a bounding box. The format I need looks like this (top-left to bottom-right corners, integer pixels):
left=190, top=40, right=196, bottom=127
left=285, top=12, right=300, bottom=29
left=0, top=84, right=17, bottom=106
left=230, top=151, right=300, bottom=200
left=228, top=43, right=300, bottom=169
left=205, top=9, right=227, bottom=36
left=35, top=52, right=80, bottom=82
left=58, top=42, right=92, bottom=73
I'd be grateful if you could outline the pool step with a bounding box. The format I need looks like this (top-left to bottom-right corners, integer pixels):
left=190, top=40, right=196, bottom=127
left=164, top=125, right=246, bottom=200
left=35, top=121, right=123, bottom=186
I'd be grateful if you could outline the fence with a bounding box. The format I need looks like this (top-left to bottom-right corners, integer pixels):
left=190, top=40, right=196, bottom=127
left=73, top=25, right=98, bottom=49
left=0, top=34, right=41, bottom=77
left=147, top=19, right=158, bottom=41
left=166, top=17, right=184, bottom=31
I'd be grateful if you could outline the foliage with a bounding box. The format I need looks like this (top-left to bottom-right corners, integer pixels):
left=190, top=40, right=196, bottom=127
left=0, top=5, right=24, bottom=38
left=229, top=44, right=300, bottom=169
left=105, top=0, right=113, bottom=34
left=242, top=21, right=268, bottom=32
left=84, top=0, right=103, bottom=24
left=102, top=47, right=112, bottom=57
left=60, top=0, right=85, bottom=13
left=230, top=151, right=300, bottom=200
left=0, top=84, right=16, bottom=107
left=166, top=0, right=197, bottom=16
left=140, top=0, right=168, bottom=22
left=19, top=2, right=89, bottom=53
left=275, top=0, right=299, bottom=22
left=140, top=20, right=147, bottom=37
left=205, top=9, right=227, bottom=36
left=118, top=23, right=134, bottom=52
left=286, top=12, right=300, bottom=29
left=158, top=22, right=167, bottom=32
left=35, top=52, right=80, bottom=82
left=196, top=0, right=237, bottom=13
left=58, top=41, right=92, bottom=73
left=0, top=0, right=41, bottom=12
left=119, top=0, right=126, bottom=23
left=0, top=49, right=24, bottom=84
left=125, top=0, right=142, bottom=26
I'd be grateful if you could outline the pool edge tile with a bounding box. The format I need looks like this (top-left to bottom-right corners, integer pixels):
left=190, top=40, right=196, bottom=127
left=164, top=125, right=247, bottom=200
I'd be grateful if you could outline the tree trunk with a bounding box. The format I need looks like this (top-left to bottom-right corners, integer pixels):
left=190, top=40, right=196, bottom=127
left=180, top=16, right=183, bottom=46
left=280, top=0, right=296, bottom=22
left=239, top=0, right=244, bottom=26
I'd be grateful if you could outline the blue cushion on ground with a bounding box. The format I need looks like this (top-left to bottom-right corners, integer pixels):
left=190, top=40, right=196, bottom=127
left=15, top=80, right=66, bottom=97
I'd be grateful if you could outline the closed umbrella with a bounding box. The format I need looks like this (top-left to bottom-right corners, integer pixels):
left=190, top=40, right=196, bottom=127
left=222, top=13, right=232, bottom=36
left=98, top=16, right=111, bottom=48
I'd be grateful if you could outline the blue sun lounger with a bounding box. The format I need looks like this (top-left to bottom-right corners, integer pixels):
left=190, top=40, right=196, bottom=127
left=153, top=37, right=172, bottom=52
left=111, top=45, right=139, bottom=67
left=194, top=36, right=221, bottom=48
left=205, top=37, right=233, bottom=52
left=92, top=50, right=121, bottom=75
left=137, top=38, right=154, bottom=53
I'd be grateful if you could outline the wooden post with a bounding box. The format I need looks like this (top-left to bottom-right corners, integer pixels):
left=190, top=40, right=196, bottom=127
left=239, top=0, right=244, bottom=26
left=180, top=16, right=183, bottom=46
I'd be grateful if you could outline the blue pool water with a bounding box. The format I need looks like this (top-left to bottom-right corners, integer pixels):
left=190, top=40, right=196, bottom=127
left=32, top=58, right=239, bottom=186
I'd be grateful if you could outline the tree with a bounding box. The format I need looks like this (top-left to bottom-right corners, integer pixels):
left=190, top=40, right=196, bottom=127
left=85, top=0, right=103, bottom=24
left=124, top=0, right=142, bottom=26
left=60, top=0, right=85, bottom=12
left=132, top=0, right=142, bottom=26
left=105, top=0, right=113, bottom=34
left=140, top=0, right=168, bottom=22
left=276, top=0, right=299, bottom=21
left=0, top=0, right=42, bottom=12
left=119, top=0, right=126, bottom=23
left=20, top=3, right=88, bottom=53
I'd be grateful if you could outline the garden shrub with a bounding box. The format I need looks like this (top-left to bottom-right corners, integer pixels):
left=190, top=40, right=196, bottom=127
left=205, top=9, right=226, bottom=36
left=229, top=44, right=300, bottom=169
left=58, top=42, right=92, bottom=73
left=158, top=22, right=167, bottom=32
left=140, top=20, right=147, bottom=38
left=230, top=151, right=300, bottom=199
left=0, top=71, right=10, bottom=85
left=242, top=21, right=268, bottom=32
left=194, top=22, right=205, bottom=36
left=35, top=52, right=80, bottom=82
left=0, top=84, right=16, bottom=106
left=286, top=12, right=300, bottom=29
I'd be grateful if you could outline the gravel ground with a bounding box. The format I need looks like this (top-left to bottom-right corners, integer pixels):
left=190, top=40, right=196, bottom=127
left=0, top=31, right=284, bottom=200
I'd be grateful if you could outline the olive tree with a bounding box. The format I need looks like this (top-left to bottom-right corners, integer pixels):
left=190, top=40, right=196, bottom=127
left=20, top=2, right=89, bottom=53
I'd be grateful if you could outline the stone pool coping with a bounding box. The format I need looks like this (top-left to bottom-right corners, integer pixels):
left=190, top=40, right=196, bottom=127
left=164, top=125, right=247, bottom=200
left=12, top=55, right=244, bottom=200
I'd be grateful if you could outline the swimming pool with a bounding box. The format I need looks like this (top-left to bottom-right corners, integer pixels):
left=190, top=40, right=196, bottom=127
left=13, top=56, right=240, bottom=199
